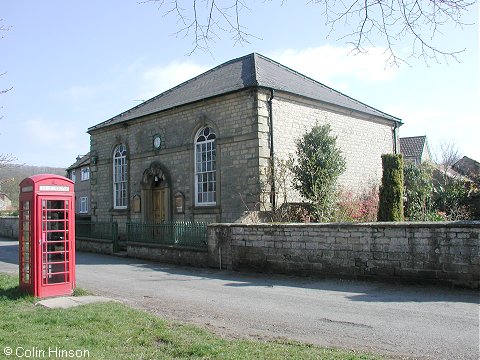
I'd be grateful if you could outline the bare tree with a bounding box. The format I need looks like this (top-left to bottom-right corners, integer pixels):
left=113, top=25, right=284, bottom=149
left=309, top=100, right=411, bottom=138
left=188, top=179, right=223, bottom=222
left=141, top=0, right=475, bottom=64
left=0, top=154, right=16, bottom=169
left=432, top=139, right=462, bottom=191
left=0, top=18, right=15, bottom=168
left=1, top=19, right=12, bottom=94
left=0, top=75, right=12, bottom=95
left=0, top=112, right=16, bottom=169
left=433, top=139, right=472, bottom=219
left=314, top=0, right=474, bottom=65
left=437, top=139, right=462, bottom=172
left=141, top=0, right=256, bottom=54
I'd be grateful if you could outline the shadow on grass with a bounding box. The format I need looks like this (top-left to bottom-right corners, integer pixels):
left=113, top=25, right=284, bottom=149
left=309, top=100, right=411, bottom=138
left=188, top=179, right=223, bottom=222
left=0, top=285, right=33, bottom=301
left=0, top=274, right=34, bottom=302
left=0, top=286, right=88, bottom=301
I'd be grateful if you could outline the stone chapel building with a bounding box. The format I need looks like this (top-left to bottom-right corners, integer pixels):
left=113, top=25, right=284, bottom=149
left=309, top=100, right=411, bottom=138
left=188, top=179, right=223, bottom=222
left=87, top=53, right=402, bottom=230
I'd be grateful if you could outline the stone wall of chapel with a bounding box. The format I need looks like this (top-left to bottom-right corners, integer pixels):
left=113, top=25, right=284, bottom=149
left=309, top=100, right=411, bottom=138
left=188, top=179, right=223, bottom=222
left=256, top=89, right=396, bottom=207
left=89, top=89, right=262, bottom=228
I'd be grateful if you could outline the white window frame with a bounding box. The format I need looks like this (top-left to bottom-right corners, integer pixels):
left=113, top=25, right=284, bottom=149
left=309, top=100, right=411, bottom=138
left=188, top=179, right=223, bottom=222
left=80, top=166, right=90, bottom=181
left=79, top=196, right=88, bottom=214
left=71, top=170, right=76, bottom=183
left=194, top=127, right=216, bottom=206
left=113, top=144, right=128, bottom=209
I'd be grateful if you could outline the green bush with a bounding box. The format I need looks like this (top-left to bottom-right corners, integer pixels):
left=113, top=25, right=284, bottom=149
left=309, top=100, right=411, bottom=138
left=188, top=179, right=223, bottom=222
left=403, top=161, right=435, bottom=220
left=377, top=154, right=404, bottom=221
left=291, top=124, right=346, bottom=222
left=434, top=176, right=472, bottom=220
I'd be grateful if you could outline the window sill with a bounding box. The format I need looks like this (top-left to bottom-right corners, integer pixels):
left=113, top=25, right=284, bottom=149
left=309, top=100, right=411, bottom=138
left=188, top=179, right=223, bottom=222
left=192, top=205, right=221, bottom=214
left=111, top=208, right=129, bottom=214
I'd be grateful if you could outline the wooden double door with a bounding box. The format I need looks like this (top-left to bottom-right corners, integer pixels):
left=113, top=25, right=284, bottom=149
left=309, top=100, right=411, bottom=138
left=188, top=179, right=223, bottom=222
left=153, top=188, right=167, bottom=223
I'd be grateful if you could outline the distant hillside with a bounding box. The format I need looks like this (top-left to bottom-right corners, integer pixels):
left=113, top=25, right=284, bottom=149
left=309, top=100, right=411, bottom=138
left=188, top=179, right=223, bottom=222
left=0, top=164, right=66, bottom=210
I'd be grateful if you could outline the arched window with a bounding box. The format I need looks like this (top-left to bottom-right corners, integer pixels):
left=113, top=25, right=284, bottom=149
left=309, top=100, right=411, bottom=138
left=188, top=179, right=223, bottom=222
left=113, top=144, right=128, bottom=209
left=195, top=127, right=216, bottom=206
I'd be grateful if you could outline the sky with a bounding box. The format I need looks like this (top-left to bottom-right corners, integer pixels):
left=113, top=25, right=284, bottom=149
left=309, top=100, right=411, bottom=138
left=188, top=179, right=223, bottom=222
left=1, top=0, right=479, bottom=168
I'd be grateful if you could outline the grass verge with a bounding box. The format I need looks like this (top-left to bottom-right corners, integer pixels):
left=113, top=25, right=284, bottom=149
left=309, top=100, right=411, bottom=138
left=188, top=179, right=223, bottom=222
left=0, top=273, right=382, bottom=359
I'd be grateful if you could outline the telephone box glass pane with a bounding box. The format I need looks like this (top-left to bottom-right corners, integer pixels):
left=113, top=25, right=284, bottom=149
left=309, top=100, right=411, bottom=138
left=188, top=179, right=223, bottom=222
left=21, top=201, right=31, bottom=284
left=41, top=199, right=70, bottom=285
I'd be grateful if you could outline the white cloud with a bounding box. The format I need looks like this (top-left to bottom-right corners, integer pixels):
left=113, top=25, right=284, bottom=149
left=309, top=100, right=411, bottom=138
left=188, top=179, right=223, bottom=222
left=268, top=47, right=476, bottom=161
left=388, top=105, right=480, bottom=161
left=133, top=47, right=396, bottom=100
left=268, top=46, right=399, bottom=89
left=22, top=116, right=88, bottom=166
left=61, top=83, right=109, bottom=104
left=63, top=85, right=96, bottom=102
left=24, top=117, right=62, bottom=144
left=139, top=61, right=209, bottom=100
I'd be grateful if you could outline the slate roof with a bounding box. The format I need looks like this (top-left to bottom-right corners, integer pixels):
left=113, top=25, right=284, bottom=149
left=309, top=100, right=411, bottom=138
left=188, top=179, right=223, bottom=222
left=453, top=156, right=480, bottom=178
left=88, top=53, right=402, bottom=132
left=400, top=136, right=428, bottom=159
left=66, top=153, right=90, bottom=171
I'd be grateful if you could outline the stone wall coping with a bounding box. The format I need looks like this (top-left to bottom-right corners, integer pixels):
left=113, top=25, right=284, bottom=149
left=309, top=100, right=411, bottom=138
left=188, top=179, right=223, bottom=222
left=76, top=237, right=113, bottom=243
left=127, top=242, right=208, bottom=253
left=209, top=221, right=480, bottom=229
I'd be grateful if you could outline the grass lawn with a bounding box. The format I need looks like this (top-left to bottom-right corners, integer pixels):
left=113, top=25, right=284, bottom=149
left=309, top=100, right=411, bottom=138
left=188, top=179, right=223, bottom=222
left=0, top=273, right=383, bottom=360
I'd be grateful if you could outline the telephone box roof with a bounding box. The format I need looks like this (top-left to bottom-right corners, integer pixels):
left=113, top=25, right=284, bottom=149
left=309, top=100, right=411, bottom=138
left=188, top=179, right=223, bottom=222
left=20, top=174, right=73, bottom=185
left=88, top=53, right=402, bottom=132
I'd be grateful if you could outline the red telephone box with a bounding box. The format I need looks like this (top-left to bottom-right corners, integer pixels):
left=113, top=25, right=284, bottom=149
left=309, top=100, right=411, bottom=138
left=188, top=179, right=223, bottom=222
left=18, top=174, right=76, bottom=298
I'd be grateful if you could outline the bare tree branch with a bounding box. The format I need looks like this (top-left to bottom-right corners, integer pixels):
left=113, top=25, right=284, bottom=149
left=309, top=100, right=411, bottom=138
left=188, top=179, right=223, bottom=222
left=140, top=0, right=260, bottom=55
left=0, top=72, right=13, bottom=95
left=436, top=139, right=462, bottom=169
left=0, top=154, right=16, bottom=168
left=1, top=19, right=15, bottom=168
left=140, top=0, right=475, bottom=65
left=1, top=19, right=12, bottom=94
left=314, top=0, right=473, bottom=65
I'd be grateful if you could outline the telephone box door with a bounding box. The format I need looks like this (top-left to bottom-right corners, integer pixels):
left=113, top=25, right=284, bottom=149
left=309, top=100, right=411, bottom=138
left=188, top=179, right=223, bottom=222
left=36, top=196, right=75, bottom=298
left=19, top=199, right=34, bottom=294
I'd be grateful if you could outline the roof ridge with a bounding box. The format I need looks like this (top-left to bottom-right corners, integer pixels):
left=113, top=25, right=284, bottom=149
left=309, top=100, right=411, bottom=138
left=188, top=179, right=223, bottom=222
left=400, top=135, right=427, bottom=139
left=92, top=53, right=257, bottom=130
left=89, top=52, right=402, bottom=132
left=253, top=52, right=401, bottom=122
left=251, top=53, right=259, bottom=86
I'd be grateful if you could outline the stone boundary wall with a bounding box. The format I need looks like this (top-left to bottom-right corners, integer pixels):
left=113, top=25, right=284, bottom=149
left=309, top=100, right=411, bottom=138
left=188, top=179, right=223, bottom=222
left=3, top=215, right=478, bottom=288
left=127, top=243, right=209, bottom=268
left=0, top=217, right=19, bottom=239
left=76, top=238, right=114, bottom=255
left=207, top=222, right=480, bottom=289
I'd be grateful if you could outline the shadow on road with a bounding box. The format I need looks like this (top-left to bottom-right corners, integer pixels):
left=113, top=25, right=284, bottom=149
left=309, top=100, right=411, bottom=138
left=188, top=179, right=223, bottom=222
left=105, top=256, right=480, bottom=305
left=0, top=244, right=19, bottom=266
left=2, top=238, right=478, bottom=305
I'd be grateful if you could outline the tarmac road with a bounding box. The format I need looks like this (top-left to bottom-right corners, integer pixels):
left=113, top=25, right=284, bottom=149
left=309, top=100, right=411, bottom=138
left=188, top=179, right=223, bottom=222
left=1, top=238, right=478, bottom=359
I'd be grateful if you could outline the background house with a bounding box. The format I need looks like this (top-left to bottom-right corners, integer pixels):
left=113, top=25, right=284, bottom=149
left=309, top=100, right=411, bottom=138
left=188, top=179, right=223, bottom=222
left=66, top=153, right=91, bottom=218
left=452, top=156, right=480, bottom=218
left=87, top=53, right=402, bottom=234
left=400, top=135, right=432, bottom=165
left=0, top=192, right=13, bottom=212
left=453, top=156, right=480, bottom=183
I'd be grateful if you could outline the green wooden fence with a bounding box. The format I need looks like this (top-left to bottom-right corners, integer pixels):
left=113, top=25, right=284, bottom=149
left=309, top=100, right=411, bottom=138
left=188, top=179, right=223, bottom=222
left=126, top=222, right=207, bottom=249
left=75, top=221, right=119, bottom=252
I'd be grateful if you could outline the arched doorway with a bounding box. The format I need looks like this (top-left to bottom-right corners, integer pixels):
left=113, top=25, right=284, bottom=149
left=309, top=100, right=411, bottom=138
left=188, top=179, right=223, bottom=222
left=141, top=162, right=171, bottom=223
